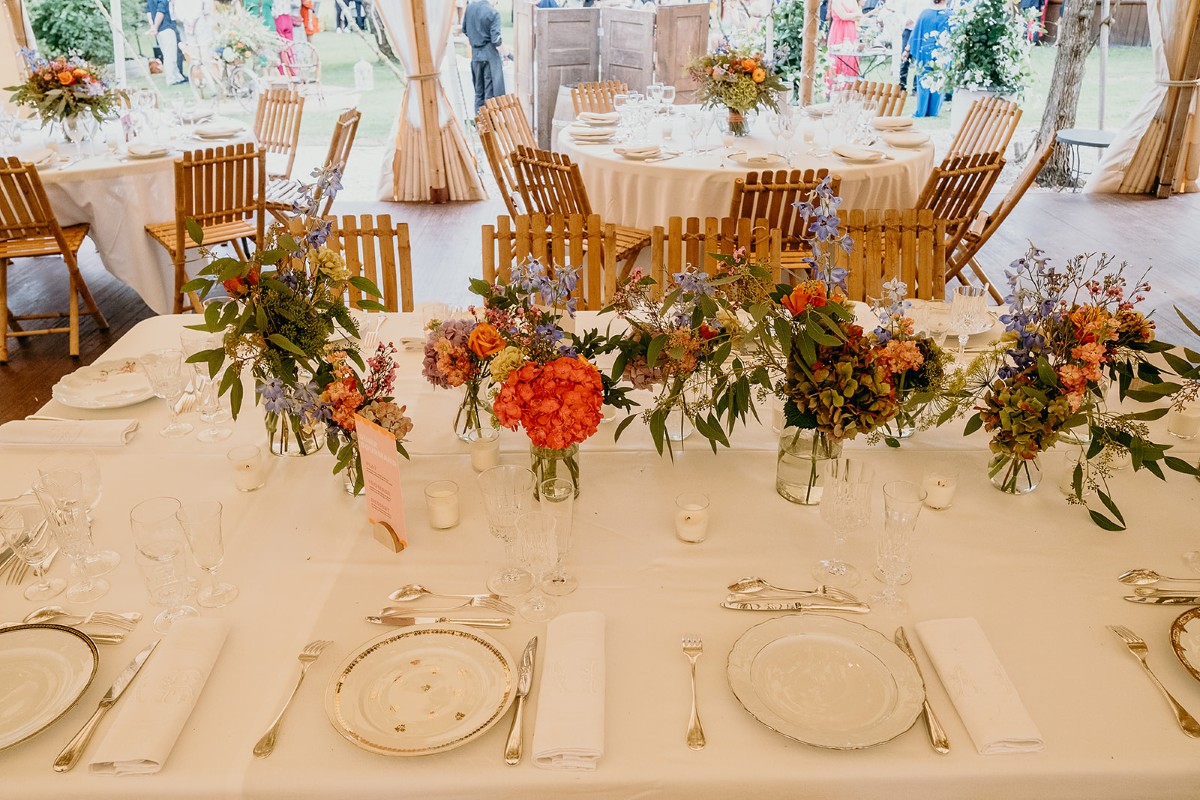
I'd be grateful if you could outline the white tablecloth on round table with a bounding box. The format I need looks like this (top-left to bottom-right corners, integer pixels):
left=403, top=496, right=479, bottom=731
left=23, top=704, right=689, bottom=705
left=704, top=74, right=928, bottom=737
left=559, top=113, right=936, bottom=229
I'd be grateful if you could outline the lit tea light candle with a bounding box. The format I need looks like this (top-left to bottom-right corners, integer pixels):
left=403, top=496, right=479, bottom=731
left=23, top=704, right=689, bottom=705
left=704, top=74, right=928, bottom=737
left=227, top=445, right=266, bottom=492
left=468, top=428, right=500, bottom=472
left=674, top=492, right=710, bottom=543
left=921, top=470, right=957, bottom=510
left=425, top=480, right=460, bottom=530
left=1167, top=405, right=1200, bottom=440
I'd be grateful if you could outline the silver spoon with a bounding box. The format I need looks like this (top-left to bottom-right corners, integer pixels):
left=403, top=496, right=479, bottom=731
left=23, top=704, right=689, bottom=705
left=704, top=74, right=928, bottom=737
left=387, top=584, right=504, bottom=603
left=1117, top=569, right=1200, bottom=586
left=727, top=577, right=859, bottom=602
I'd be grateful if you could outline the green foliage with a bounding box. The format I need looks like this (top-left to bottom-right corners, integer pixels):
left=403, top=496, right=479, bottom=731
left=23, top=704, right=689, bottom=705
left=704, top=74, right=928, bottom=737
left=29, top=0, right=143, bottom=64
left=771, top=0, right=807, bottom=84
left=924, top=0, right=1038, bottom=97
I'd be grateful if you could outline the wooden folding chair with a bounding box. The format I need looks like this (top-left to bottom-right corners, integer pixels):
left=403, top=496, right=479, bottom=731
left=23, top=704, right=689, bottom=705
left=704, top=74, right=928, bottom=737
left=145, top=143, right=266, bottom=314
left=570, top=80, right=628, bottom=115
left=476, top=94, right=536, bottom=217
left=483, top=214, right=618, bottom=311
left=509, top=145, right=650, bottom=269
left=946, top=96, right=1022, bottom=158
left=327, top=214, right=413, bottom=313
left=946, top=138, right=1055, bottom=302
left=650, top=217, right=783, bottom=296
left=835, top=209, right=948, bottom=302
left=850, top=80, right=908, bottom=117
left=0, top=157, right=107, bottom=362
left=727, top=168, right=841, bottom=280
left=253, top=87, right=305, bottom=180
left=266, top=107, right=360, bottom=222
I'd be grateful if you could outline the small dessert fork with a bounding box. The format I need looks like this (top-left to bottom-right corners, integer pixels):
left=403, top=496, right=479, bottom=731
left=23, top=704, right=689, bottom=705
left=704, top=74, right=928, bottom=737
left=253, top=639, right=333, bottom=757
left=1108, top=624, right=1200, bottom=737
left=681, top=635, right=706, bottom=750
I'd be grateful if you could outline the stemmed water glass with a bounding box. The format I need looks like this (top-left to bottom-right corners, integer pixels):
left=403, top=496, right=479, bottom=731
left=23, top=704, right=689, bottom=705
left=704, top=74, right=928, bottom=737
left=871, top=481, right=928, bottom=613
left=0, top=502, right=66, bottom=601
left=142, top=348, right=194, bottom=438
left=539, top=477, right=577, bottom=596
left=177, top=500, right=239, bottom=607
left=815, top=458, right=874, bottom=588
left=31, top=470, right=109, bottom=603
left=645, top=82, right=663, bottom=111
left=779, top=112, right=797, bottom=163
left=181, top=329, right=232, bottom=442
left=950, top=286, right=987, bottom=355
left=37, top=450, right=119, bottom=575
left=130, top=496, right=199, bottom=633
left=685, top=110, right=705, bottom=156
left=516, top=511, right=559, bottom=622
left=478, top=465, right=535, bottom=597
left=661, top=85, right=676, bottom=116
left=817, top=111, right=838, bottom=158
left=767, top=111, right=783, bottom=155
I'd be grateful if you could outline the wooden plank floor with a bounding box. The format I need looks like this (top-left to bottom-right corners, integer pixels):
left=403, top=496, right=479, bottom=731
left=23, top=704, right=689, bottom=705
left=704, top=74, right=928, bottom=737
left=3, top=187, right=1198, bottom=423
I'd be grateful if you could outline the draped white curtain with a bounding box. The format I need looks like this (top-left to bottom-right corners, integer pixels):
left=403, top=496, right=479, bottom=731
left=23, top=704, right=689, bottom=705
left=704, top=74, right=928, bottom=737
left=376, top=0, right=484, bottom=202
left=1087, top=0, right=1200, bottom=194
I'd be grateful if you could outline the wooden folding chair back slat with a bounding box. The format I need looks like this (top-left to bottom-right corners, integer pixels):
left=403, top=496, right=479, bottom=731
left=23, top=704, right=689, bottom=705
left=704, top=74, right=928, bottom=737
left=253, top=87, right=305, bottom=178
left=650, top=217, right=782, bottom=295
left=728, top=169, right=840, bottom=249
left=510, top=145, right=591, bottom=217
left=946, top=96, right=1022, bottom=157
left=477, top=94, right=536, bottom=217
left=914, top=151, right=1005, bottom=259
left=328, top=214, right=413, bottom=313
left=850, top=80, right=908, bottom=117
left=483, top=213, right=617, bottom=310
left=570, top=80, right=628, bottom=115
left=265, top=108, right=360, bottom=222
left=947, top=137, right=1055, bottom=302
left=0, top=157, right=106, bottom=360
left=835, top=209, right=947, bottom=302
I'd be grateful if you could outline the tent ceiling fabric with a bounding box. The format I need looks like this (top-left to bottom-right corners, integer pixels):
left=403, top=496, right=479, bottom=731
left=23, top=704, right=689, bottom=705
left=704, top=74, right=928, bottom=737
left=376, top=0, right=484, bottom=203
left=1088, top=0, right=1200, bottom=195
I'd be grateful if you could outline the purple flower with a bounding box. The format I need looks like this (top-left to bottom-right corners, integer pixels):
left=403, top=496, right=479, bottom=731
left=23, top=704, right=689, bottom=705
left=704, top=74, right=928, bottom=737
left=257, top=378, right=290, bottom=414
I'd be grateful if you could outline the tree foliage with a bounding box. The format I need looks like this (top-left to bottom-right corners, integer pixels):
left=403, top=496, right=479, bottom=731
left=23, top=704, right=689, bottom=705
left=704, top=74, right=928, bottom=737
left=29, top=0, right=143, bottom=65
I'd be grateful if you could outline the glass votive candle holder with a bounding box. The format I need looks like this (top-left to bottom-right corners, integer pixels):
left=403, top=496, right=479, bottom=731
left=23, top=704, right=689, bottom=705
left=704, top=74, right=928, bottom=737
left=468, top=428, right=501, bottom=472
left=425, top=480, right=460, bottom=529
left=921, top=468, right=958, bottom=510
left=1167, top=405, right=1200, bottom=439
left=227, top=445, right=266, bottom=492
left=674, top=491, right=710, bottom=543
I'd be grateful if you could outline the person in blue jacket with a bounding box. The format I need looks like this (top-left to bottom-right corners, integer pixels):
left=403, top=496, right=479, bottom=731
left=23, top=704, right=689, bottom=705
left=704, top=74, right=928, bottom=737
left=905, top=0, right=950, bottom=117
left=463, top=0, right=506, bottom=113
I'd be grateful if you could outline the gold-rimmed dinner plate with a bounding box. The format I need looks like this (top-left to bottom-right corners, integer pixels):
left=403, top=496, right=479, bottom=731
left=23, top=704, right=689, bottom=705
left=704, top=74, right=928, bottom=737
left=0, top=623, right=99, bottom=751
left=1171, top=607, right=1200, bottom=683
left=727, top=615, right=923, bottom=749
left=325, top=626, right=516, bottom=756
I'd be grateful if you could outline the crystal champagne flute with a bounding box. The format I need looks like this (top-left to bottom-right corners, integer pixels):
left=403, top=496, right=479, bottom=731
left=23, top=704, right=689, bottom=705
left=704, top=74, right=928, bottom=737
left=815, top=458, right=874, bottom=588
left=539, top=477, right=577, bottom=596
left=516, top=511, right=559, bottom=622
left=31, top=470, right=109, bottom=603
left=871, top=481, right=928, bottom=613
left=478, top=466, right=535, bottom=596
left=177, top=499, right=239, bottom=607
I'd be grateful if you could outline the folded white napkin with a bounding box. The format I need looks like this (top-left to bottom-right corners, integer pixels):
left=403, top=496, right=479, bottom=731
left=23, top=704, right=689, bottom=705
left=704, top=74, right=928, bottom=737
left=532, top=611, right=605, bottom=771
left=871, top=116, right=913, bottom=130
left=615, top=145, right=660, bottom=159
left=916, top=618, right=1044, bottom=755
left=127, top=142, right=170, bottom=157
left=90, top=617, right=229, bottom=775
left=0, top=419, right=139, bottom=447
left=577, top=111, right=621, bottom=125
left=832, top=144, right=883, bottom=162
left=881, top=131, right=930, bottom=148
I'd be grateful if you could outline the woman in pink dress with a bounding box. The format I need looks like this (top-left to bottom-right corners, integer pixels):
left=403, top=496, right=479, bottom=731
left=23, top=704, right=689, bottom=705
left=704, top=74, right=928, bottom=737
left=827, top=0, right=863, bottom=84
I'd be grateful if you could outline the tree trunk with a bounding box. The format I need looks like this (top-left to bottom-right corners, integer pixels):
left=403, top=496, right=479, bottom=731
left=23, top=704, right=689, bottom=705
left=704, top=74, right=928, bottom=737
left=1035, top=0, right=1101, bottom=185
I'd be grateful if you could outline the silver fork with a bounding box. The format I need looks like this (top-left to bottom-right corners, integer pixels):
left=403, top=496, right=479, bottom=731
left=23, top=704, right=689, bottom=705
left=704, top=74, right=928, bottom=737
left=7, top=560, right=28, bottom=586
left=681, top=635, right=706, bottom=750
left=1108, top=625, right=1200, bottom=737
left=253, top=639, right=333, bottom=757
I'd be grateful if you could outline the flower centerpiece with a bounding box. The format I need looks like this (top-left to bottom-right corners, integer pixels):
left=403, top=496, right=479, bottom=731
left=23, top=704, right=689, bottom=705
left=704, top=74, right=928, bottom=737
left=687, top=41, right=786, bottom=136
left=184, top=166, right=387, bottom=460
left=6, top=50, right=124, bottom=134
left=318, top=343, right=413, bottom=495
left=421, top=313, right=498, bottom=441
left=923, top=0, right=1038, bottom=100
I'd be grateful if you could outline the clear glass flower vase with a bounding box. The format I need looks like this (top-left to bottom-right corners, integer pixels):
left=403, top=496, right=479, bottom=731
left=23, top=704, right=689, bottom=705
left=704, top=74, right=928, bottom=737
left=776, top=428, right=842, bottom=505
left=530, top=443, right=580, bottom=499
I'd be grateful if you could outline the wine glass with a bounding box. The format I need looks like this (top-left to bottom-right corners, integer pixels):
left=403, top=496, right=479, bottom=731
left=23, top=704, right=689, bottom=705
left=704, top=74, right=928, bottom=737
left=779, top=113, right=797, bottom=163
left=871, top=481, right=928, bottom=613
left=180, top=329, right=231, bottom=441
left=478, top=466, right=535, bottom=596
left=177, top=500, right=239, bottom=607
left=767, top=111, right=783, bottom=154
left=539, top=477, right=577, bottom=596
left=661, top=85, right=676, bottom=115
left=815, top=459, right=874, bottom=588
left=950, top=286, right=987, bottom=355
left=645, top=82, right=663, bottom=109
left=37, top=450, right=118, bottom=575
left=515, top=511, right=559, bottom=622
left=142, top=349, right=194, bottom=438
left=0, top=502, right=66, bottom=601
left=816, top=111, right=838, bottom=157
left=685, top=110, right=704, bottom=156
left=31, top=470, right=109, bottom=603
left=130, top=496, right=199, bottom=633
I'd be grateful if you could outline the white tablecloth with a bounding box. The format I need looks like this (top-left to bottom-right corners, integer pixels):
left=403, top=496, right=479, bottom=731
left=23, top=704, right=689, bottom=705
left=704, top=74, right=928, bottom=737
left=558, top=114, right=936, bottom=229
left=3, top=313, right=1200, bottom=799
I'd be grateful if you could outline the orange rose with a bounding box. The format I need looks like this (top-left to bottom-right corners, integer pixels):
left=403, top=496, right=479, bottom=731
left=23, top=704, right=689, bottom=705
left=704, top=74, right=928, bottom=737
left=57, top=71, right=75, bottom=86
left=468, top=322, right=505, bottom=358
left=741, top=58, right=757, bottom=72
left=752, top=68, right=766, bottom=83
left=780, top=281, right=828, bottom=316
left=72, top=68, right=87, bottom=77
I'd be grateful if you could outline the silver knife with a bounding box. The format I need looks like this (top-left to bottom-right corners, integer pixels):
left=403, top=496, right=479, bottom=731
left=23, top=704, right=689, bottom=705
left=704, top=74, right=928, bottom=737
left=895, top=627, right=950, bottom=754
left=365, top=615, right=511, bottom=629
left=53, top=639, right=160, bottom=772
left=720, top=600, right=870, bottom=614
left=504, top=636, right=538, bottom=766
left=1124, top=595, right=1200, bottom=605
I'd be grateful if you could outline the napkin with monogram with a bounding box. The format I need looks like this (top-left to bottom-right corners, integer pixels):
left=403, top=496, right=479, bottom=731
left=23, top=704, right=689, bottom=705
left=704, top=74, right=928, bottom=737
left=90, top=617, right=229, bottom=775
left=531, top=611, right=606, bottom=770
left=916, top=617, right=1044, bottom=754
left=0, top=418, right=139, bottom=447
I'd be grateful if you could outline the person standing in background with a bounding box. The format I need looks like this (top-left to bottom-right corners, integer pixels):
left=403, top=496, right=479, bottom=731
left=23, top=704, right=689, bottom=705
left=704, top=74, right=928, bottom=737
left=463, top=0, right=505, bottom=114
left=147, top=0, right=186, bottom=84
left=897, top=0, right=933, bottom=91
left=176, top=0, right=215, bottom=71
left=290, top=0, right=307, bottom=44
left=906, top=0, right=950, bottom=117
left=827, top=0, right=862, bottom=83
left=273, top=0, right=296, bottom=75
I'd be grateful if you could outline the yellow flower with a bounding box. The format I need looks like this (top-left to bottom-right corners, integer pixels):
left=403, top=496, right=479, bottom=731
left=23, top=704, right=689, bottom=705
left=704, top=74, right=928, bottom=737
left=489, top=346, right=525, bottom=383
left=752, top=68, right=766, bottom=83
left=312, top=246, right=349, bottom=282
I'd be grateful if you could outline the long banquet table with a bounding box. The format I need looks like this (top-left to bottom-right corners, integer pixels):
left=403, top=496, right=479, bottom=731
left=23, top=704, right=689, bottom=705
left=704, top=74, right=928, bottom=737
left=3, top=312, right=1200, bottom=799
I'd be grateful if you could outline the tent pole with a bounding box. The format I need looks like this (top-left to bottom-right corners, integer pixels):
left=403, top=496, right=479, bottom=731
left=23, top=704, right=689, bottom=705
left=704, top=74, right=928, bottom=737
left=801, top=0, right=817, bottom=105
left=410, top=0, right=449, bottom=203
